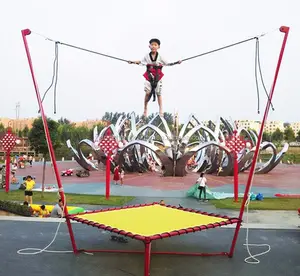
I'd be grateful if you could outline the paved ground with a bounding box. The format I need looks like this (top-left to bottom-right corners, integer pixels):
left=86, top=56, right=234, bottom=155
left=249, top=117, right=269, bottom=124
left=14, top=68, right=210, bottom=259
left=11, top=161, right=300, bottom=198
left=0, top=220, right=299, bottom=276
left=1, top=194, right=299, bottom=229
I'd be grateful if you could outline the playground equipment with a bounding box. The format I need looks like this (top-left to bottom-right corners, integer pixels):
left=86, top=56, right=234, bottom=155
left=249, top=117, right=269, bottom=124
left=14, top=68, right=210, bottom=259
left=21, top=26, right=290, bottom=275
left=67, top=113, right=289, bottom=177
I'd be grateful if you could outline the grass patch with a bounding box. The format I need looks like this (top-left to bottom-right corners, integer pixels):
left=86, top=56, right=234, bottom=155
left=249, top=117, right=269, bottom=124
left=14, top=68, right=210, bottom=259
left=0, top=190, right=134, bottom=206
left=210, top=198, right=300, bottom=210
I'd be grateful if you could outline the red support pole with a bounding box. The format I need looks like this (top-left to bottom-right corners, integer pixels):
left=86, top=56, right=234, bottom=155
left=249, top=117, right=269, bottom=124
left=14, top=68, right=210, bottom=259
left=21, top=28, right=78, bottom=254
left=228, top=26, right=290, bottom=258
left=233, top=153, right=238, bottom=202
left=5, top=150, right=11, bottom=193
left=144, top=242, right=151, bottom=276
left=106, top=154, right=111, bottom=200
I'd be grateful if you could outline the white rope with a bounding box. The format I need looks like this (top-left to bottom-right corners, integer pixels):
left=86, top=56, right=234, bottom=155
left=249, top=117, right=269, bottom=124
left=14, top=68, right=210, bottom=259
left=17, top=198, right=74, bottom=255
left=17, top=218, right=72, bottom=255
left=243, top=195, right=271, bottom=264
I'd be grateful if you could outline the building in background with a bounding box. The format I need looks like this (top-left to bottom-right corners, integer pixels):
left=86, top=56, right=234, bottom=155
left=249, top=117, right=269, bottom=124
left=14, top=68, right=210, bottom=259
left=290, top=122, right=300, bottom=136
left=0, top=117, right=34, bottom=131
left=75, top=119, right=110, bottom=129
left=235, top=120, right=261, bottom=133
left=263, top=121, right=285, bottom=133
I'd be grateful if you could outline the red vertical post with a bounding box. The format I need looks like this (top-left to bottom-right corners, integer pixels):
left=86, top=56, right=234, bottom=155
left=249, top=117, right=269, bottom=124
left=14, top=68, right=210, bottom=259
left=226, top=130, right=240, bottom=202
left=99, top=131, right=119, bottom=200
left=144, top=241, right=151, bottom=276
left=233, top=130, right=238, bottom=202
left=21, top=28, right=78, bottom=254
left=5, top=150, right=11, bottom=193
left=233, top=152, right=238, bottom=202
left=228, top=26, right=290, bottom=257
left=106, top=154, right=111, bottom=200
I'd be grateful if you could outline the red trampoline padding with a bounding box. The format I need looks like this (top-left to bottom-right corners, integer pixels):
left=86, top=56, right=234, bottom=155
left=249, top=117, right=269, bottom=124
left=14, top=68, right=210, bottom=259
left=67, top=202, right=240, bottom=241
left=275, top=194, right=300, bottom=198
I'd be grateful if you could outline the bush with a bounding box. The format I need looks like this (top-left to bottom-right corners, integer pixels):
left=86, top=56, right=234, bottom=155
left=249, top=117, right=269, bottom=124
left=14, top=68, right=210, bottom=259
left=0, top=200, right=32, bottom=216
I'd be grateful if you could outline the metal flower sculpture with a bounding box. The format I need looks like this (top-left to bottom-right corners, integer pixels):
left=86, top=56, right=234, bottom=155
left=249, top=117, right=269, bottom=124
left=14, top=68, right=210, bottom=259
left=67, top=113, right=288, bottom=177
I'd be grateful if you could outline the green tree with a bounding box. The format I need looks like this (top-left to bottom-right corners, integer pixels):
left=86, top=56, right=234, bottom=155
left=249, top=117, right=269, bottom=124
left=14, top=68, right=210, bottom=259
left=163, top=112, right=174, bottom=126
left=17, top=129, right=22, bottom=137
left=284, top=126, right=295, bottom=142
left=262, top=132, right=272, bottom=142
left=271, top=128, right=284, bottom=142
left=296, top=130, right=300, bottom=142
left=0, top=123, right=5, bottom=133
left=58, top=117, right=71, bottom=125
left=57, top=123, right=76, bottom=144
left=22, top=125, right=29, bottom=137
left=28, top=117, right=59, bottom=196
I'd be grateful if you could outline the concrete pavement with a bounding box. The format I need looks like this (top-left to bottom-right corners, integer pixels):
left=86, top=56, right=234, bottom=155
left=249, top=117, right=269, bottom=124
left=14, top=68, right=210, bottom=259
left=0, top=220, right=299, bottom=276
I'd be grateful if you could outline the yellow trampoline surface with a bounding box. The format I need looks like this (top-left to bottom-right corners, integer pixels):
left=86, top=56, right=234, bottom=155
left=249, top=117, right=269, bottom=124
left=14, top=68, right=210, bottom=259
left=69, top=203, right=239, bottom=240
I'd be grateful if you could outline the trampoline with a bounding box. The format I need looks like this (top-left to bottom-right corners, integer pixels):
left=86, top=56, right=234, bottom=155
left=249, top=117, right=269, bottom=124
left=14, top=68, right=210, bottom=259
left=67, top=202, right=240, bottom=275
left=20, top=26, right=290, bottom=276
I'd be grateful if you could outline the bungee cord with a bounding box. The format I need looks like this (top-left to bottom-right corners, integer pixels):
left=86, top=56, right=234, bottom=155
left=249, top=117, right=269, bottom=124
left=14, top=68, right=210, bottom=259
left=32, top=29, right=275, bottom=114
left=254, top=39, right=260, bottom=113
left=254, top=38, right=275, bottom=114
left=39, top=42, right=59, bottom=114
left=256, top=39, right=275, bottom=111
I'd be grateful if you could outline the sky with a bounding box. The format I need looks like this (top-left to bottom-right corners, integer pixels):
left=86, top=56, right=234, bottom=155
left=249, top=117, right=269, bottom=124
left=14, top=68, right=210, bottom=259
left=1, top=0, right=299, bottom=124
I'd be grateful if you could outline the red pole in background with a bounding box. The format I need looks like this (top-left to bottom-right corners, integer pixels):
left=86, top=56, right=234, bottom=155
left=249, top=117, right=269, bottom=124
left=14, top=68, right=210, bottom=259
left=229, top=26, right=290, bottom=258
left=233, top=152, right=238, bottom=202
left=5, top=150, right=11, bottom=193
left=106, top=153, right=111, bottom=199
left=0, top=127, right=17, bottom=193
left=99, top=133, right=119, bottom=200
left=226, top=129, right=244, bottom=202
left=21, top=29, right=78, bottom=254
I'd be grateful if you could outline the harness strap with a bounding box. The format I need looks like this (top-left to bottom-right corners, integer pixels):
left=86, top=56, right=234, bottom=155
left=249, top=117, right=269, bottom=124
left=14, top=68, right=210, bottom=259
left=146, top=65, right=163, bottom=102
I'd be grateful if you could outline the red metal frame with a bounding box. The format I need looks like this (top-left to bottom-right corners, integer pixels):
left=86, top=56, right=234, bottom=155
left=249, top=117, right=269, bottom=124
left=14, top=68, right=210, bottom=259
left=229, top=25, right=290, bottom=257
left=21, top=26, right=289, bottom=275
left=21, top=29, right=78, bottom=254
left=67, top=202, right=240, bottom=241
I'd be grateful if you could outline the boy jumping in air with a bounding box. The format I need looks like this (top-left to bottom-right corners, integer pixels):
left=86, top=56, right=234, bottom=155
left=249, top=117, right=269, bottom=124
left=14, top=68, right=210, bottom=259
left=129, top=38, right=181, bottom=117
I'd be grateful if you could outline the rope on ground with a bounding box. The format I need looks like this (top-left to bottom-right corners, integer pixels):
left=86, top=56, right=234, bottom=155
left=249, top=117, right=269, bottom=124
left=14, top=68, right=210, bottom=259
left=17, top=200, right=74, bottom=255
left=243, top=195, right=271, bottom=264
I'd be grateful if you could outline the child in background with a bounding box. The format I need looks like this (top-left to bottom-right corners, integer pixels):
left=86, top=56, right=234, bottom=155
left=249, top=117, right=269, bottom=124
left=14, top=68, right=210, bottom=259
left=11, top=172, right=18, bottom=184
left=23, top=201, right=34, bottom=216
left=38, top=205, right=50, bottom=218
left=197, top=172, right=208, bottom=202
left=113, top=165, right=120, bottom=185
left=24, top=175, right=35, bottom=204
left=120, top=169, right=125, bottom=185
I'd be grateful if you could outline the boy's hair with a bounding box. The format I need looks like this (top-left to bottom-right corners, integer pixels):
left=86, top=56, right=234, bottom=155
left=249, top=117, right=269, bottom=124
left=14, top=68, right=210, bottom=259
left=26, top=175, right=32, bottom=180
left=149, top=38, right=160, bottom=45
left=200, top=172, right=204, bottom=177
left=41, top=205, right=46, bottom=210
left=23, top=201, right=29, bottom=206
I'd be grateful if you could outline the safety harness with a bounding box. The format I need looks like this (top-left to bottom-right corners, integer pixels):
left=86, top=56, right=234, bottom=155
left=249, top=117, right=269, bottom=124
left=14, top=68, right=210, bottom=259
left=143, top=52, right=164, bottom=102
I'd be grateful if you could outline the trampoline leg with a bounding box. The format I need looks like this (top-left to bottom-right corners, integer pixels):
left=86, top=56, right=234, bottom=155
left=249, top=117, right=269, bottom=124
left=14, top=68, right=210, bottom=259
left=66, top=217, right=78, bottom=254
left=144, top=242, right=151, bottom=276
